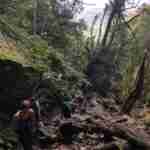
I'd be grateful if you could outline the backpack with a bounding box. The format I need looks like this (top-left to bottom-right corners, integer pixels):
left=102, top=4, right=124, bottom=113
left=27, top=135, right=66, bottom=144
left=12, top=109, right=33, bottom=132
left=62, top=96, right=72, bottom=118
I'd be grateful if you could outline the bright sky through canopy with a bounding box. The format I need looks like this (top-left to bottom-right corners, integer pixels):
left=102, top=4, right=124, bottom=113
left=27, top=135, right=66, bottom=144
left=83, top=0, right=150, bottom=9
left=83, top=0, right=108, bottom=8
left=81, top=0, right=150, bottom=24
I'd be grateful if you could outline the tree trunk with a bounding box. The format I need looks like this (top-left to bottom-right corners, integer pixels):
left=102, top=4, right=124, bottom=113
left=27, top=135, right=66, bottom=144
left=101, top=9, right=115, bottom=48
left=121, top=53, right=146, bottom=114
left=33, top=0, right=38, bottom=35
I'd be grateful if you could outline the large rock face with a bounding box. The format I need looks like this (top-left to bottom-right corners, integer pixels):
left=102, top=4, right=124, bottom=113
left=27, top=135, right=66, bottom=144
left=0, top=59, right=40, bottom=116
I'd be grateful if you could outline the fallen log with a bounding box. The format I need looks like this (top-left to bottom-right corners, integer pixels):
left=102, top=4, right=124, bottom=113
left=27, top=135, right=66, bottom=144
left=80, top=119, right=150, bottom=150
left=99, top=142, right=119, bottom=150
left=99, top=142, right=132, bottom=150
left=58, top=116, right=150, bottom=150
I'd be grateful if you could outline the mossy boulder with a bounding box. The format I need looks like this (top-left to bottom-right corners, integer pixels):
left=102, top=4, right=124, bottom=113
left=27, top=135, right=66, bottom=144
left=0, top=59, right=40, bottom=117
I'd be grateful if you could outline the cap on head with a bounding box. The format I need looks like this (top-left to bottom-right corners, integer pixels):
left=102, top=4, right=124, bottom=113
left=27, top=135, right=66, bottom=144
left=22, top=100, right=32, bottom=108
left=26, top=97, right=32, bottom=101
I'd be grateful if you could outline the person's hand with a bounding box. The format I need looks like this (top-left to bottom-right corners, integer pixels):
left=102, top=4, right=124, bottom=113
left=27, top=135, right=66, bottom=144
left=14, top=111, right=21, bottom=119
left=38, top=121, right=44, bottom=128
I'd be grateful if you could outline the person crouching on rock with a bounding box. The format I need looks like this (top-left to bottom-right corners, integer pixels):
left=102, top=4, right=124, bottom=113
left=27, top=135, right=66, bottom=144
left=13, top=100, right=36, bottom=150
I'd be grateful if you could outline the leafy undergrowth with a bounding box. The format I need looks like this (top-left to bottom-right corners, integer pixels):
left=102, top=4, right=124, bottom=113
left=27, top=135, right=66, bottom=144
left=0, top=128, right=18, bottom=150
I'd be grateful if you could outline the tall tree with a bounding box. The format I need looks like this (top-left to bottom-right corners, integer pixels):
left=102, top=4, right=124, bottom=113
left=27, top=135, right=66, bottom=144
left=86, top=0, right=127, bottom=96
left=33, top=0, right=38, bottom=35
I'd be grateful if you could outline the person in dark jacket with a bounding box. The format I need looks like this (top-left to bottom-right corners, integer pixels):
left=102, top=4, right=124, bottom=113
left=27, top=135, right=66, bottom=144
left=14, top=100, right=36, bottom=150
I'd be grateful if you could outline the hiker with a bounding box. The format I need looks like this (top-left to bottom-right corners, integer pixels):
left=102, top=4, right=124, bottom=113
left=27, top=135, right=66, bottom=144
left=13, top=100, right=36, bottom=150
left=61, top=92, right=72, bottom=119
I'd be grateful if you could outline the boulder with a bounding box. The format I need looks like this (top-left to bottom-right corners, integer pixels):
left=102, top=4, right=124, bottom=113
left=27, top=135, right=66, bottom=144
left=0, top=59, right=40, bottom=116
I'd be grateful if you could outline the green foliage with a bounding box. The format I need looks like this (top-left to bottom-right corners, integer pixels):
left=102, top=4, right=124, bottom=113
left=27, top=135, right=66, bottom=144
left=144, top=93, right=150, bottom=105
left=28, top=36, right=49, bottom=71
left=42, top=46, right=86, bottom=97
left=0, top=128, right=18, bottom=150
left=0, top=0, right=87, bottom=97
